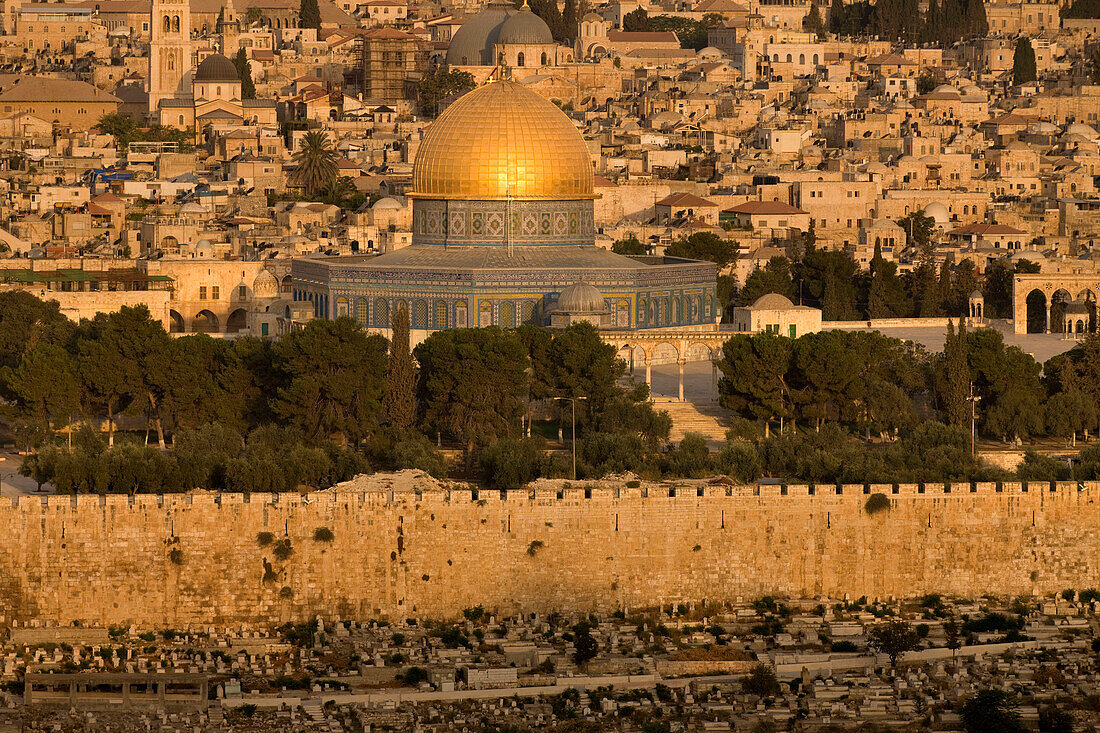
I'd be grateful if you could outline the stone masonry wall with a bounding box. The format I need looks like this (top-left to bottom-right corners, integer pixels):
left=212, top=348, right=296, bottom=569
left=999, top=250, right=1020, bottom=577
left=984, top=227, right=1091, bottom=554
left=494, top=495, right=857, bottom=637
left=0, top=478, right=1096, bottom=628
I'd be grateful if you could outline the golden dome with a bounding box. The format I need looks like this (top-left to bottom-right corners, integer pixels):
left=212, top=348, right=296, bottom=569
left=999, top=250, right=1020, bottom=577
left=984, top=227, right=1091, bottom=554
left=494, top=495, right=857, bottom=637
left=411, top=81, right=594, bottom=201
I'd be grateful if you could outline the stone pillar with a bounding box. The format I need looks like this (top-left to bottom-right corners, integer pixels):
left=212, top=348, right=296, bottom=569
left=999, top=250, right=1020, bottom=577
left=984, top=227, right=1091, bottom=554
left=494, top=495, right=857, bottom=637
left=69, top=681, right=77, bottom=707
left=629, top=348, right=634, bottom=375
left=712, top=362, right=719, bottom=400
left=677, top=360, right=685, bottom=402
left=123, top=682, right=130, bottom=709
left=1045, top=304, right=1051, bottom=333
left=645, top=359, right=651, bottom=387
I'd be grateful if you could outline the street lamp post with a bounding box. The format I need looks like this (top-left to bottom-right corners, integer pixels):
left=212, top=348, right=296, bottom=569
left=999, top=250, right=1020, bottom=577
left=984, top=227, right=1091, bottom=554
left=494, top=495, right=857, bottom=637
left=968, top=383, right=981, bottom=457
left=553, top=396, right=587, bottom=481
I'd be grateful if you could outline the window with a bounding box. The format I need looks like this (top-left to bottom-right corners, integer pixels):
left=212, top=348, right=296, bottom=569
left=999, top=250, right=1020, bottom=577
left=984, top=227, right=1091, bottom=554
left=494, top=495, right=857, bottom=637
left=211, top=286, right=220, bottom=299
left=199, top=286, right=207, bottom=300
left=261, top=322, right=269, bottom=336
left=238, top=285, right=248, bottom=298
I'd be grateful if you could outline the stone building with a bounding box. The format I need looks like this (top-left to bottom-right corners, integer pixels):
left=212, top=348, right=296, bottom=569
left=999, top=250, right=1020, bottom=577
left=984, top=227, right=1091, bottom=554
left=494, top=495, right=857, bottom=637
left=446, top=0, right=567, bottom=70
left=292, top=80, right=717, bottom=342
left=732, top=292, right=821, bottom=338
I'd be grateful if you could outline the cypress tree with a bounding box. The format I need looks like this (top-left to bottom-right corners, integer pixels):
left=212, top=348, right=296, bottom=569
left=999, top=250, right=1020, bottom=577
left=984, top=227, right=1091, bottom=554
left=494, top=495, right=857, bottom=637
left=942, top=320, right=970, bottom=427
left=829, top=0, right=844, bottom=33
left=803, top=3, right=826, bottom=38
left=1013, top=37, right=1037, bottom=85
left=382, top=304, right=417, bottom=430
left=233, top=49, right=256, bottom=100
left=299, top=0, right=321, bottom=31
left=562, top=0, right=579, bottom=41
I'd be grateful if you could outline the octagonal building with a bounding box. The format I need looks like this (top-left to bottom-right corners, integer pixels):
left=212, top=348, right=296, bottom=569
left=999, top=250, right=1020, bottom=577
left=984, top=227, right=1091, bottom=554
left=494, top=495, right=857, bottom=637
left=292, top=80, right=717, bottom=338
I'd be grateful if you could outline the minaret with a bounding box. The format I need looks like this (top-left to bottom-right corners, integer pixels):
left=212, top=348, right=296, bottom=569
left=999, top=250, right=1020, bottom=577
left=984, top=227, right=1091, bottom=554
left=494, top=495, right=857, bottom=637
left=148, top=0, right=193, bottom=114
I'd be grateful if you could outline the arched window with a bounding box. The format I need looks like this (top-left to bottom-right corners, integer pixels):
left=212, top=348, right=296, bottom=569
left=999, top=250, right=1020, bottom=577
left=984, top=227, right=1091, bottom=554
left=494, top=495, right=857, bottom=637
left=356, top=298, right=368, bottom=324
left=172, top=15, right=179, bottom=31
left=799, top=53, right=805, bottom=64
left=373, top=298, right=389, bottom=327
left=500, top=302, right=515, bottom=328
left=786, top=53, right=792, bottom=63
left=413, top=299, right=428, bottom=328
left=167, top=52, right=175, bottom=71
left=812, top=54, right=818, bottom=64
left=456, top=302, right=468, bottom=327
left=163, top=14, right=170, bottom=32
left=541, top=52, right=548, bottom=65
left=517, top=52, right=525, bottom=66
left=434, top=300, right=448, bottom=328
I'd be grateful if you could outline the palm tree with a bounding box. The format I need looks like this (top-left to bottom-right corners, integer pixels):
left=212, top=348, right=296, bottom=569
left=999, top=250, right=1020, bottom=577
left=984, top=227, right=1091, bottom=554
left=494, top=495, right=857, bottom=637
left=291, top=130, right=338, bottom=198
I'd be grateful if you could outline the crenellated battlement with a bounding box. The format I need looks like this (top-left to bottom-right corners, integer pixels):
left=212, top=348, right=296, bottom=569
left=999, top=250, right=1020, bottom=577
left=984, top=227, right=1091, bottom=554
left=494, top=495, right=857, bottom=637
left=0, top=473, right=1095, bottom=627
left=11, top=479, right=1099, bottom=511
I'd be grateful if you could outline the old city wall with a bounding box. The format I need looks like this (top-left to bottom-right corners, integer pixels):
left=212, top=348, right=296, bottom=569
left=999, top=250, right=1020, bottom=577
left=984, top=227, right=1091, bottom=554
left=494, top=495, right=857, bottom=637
left=0, top=480, right=1096, bottom=628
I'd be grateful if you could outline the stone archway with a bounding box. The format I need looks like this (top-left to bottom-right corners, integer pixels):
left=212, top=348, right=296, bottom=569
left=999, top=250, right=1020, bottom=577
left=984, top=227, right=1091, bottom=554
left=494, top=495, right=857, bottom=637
left=1051, top=289, right=1072, bottom=335
left=169, top=310, right=185, bottom=334
left=193, top=309, right=220, bottom=333
left=1025, top=289, right=1047, bottom=334
left=226, top=308, right=248, bottom=334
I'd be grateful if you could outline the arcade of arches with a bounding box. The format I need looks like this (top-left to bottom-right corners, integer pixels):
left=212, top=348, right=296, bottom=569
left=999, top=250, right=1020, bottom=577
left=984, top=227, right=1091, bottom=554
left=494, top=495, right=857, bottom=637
left=1015, top=273, right=1100, bottom=336
left=607, top=329, right=729, bottom=402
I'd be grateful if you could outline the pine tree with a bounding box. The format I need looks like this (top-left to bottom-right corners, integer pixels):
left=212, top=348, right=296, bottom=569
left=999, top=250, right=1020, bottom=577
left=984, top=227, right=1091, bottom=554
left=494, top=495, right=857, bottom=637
left=299, top=0, right=321, bottom=30
left=233, top=48, right=256, bottom=100
left=1013, top=37, right=1037, bottom=85
left=1092, top=46, right=1100, bottom=86
left=941, top=320, right=970, bottom=427
left=382, top=304, right=417, bottom=430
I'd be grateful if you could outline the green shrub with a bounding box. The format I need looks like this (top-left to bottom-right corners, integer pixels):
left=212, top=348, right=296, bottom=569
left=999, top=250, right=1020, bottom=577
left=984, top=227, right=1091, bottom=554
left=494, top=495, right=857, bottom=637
left=864, top=492, right=891, bottom=515
left=168, top=549, right=183, bottom=565
left=273, top=539, right=293, bottom=561
left=313, top=527, right=334, bottom=542
left=256, top=532, right=274, bottom=547
left=527, top=540, right=544, bottom=557
left=625, top=480, right=641, bottom=488
left=279, top=586, right=293, bottom=599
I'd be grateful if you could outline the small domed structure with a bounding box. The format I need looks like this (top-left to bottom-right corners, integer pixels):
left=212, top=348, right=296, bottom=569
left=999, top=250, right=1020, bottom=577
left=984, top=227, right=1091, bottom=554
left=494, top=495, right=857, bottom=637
left=253, top=269, right=278, bottom=299
left=551, top=282, right=610, bottom=327
left=556, top=282, right=606, bottom=313
left=924, top=202, right=950, bottom=226
left=752, top=293, right=795, bottom=310
left=372, top=197, right=402, bottom=210
left=498, top=5, right=553, bottom=45
left=968, top=289, right=984, bottom=320
left=194, top=53, right=239, bottom=83
left=193, top=239, right=215, bottom=258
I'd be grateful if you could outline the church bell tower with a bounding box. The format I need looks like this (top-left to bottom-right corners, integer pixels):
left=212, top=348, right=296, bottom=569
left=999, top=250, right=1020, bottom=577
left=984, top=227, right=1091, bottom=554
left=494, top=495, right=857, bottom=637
left=148, top=0, right=193, bottom=114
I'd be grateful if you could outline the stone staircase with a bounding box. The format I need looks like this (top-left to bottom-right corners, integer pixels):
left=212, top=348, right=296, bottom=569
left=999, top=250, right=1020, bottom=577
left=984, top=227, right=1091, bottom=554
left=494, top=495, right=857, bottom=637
left=653, top=398, right=731, bottom=447
left=301, top=699, right=325, bottom=723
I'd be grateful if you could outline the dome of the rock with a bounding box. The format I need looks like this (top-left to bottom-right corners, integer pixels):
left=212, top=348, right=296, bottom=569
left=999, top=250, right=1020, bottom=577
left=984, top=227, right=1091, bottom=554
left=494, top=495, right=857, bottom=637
left=411, top=80, right=593, bottom=201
